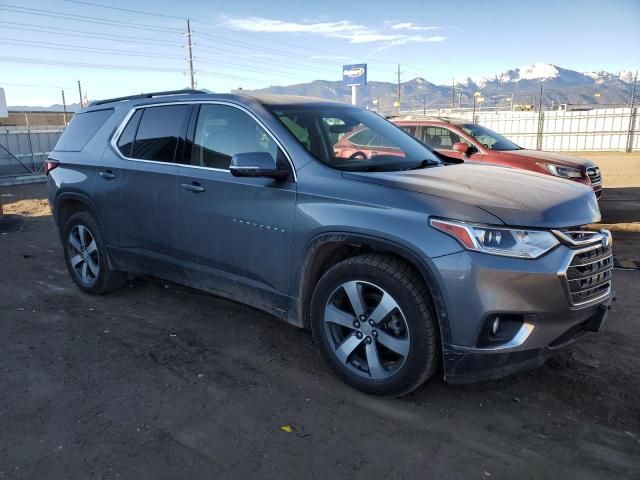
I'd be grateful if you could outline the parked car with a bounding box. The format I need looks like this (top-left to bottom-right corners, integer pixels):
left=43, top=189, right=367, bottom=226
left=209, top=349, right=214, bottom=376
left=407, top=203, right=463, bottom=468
left=392, top=116, right=603, bottom=199
left=47, top=91, right=613, bottom=396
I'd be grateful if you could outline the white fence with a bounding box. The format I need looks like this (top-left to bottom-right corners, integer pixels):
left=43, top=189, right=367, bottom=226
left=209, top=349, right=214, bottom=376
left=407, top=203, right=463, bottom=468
left=408, top=107, right=639, bottom=152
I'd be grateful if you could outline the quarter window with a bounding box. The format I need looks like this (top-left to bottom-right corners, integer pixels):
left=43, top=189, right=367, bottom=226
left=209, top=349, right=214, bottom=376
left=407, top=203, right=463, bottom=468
left=55, top=109, right=114, bottom=152
left=116, top=109, right=142, bottom=157
left=125, top=105, right=190, bottom=163
left=189, top=104, right=279, bottom=170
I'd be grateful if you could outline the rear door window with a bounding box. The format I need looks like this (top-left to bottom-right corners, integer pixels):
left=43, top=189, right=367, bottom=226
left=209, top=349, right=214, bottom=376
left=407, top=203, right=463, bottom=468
left=55, top=109, right=114, bottom=152
left=129, top=105, right=190, bottom=163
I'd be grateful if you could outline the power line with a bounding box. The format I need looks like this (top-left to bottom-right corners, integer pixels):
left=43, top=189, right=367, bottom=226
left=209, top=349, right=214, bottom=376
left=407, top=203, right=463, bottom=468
left=0, top=21, right=340, bottom=77
left=65, top=0, right=186, bottom=20
left=0, top=55, right=255, bottom=83
left=60, top=0, right=410, bottom=71
left=0, top=3, right=183, bottom=33
left=2, top=36, right=338, bottom=80
left=0, top=37, right=185, bottom=59
left=1, top=81, right=76, bottom=90
left=1, top=2, right=400, bottom=77
left=0, top=21, right=180, bottom=46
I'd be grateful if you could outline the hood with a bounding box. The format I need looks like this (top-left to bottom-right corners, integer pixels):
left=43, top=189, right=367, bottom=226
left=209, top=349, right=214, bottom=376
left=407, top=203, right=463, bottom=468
left=499, top=149, right=597, bottom=169
left=343, top=163, right=600, bottom=228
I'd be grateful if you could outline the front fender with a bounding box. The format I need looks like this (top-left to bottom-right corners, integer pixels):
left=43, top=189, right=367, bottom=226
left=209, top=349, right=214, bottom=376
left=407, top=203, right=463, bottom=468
left=290, top=231, right=453, bottom=352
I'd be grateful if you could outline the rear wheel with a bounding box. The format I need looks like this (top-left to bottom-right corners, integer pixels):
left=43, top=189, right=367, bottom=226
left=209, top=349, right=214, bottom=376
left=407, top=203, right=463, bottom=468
left=310, top=254, right=438, bottom=396
left=62, top=211, right=125, bottom=294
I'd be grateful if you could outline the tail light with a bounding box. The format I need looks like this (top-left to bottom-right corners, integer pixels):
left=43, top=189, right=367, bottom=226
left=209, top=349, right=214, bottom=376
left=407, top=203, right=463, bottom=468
left=44, top=160, right=59, bottom=175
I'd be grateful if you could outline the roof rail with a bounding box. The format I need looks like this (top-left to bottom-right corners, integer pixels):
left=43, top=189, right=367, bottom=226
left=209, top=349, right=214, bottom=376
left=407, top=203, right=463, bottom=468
left=89, top=89, right=207, bottom=106
left=394, top=115, right=449, bottom=122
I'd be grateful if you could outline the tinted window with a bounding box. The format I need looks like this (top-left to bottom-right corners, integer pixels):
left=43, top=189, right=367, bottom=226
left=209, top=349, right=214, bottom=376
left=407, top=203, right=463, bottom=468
left=116, top=109, right=142, bottom=157
left=130, top=105, right=190, bottom=162
left=424, top=126, right=462, bottom=150
left=190, top=104, right=279, bottom=170
left=55, top=109, right=114, bottom=152
left=461, top=124, right=521, bottom=151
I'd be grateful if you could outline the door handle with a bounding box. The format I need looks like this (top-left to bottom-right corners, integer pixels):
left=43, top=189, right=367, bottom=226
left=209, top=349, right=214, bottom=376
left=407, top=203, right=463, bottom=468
left=98, top=170, right=115, bottom=180
left=180, top=182, right=206, bottom=193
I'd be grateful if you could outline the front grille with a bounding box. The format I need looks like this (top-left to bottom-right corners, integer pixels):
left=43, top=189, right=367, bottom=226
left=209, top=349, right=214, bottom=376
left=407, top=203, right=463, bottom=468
left=566, top=243, right=613, bottom=306
left=586, top=167, right=602, bottom=185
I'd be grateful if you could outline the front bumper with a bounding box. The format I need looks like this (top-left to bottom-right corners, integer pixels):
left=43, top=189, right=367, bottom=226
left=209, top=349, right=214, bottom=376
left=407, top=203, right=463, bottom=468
left=443, top=297, right=611, bottom=383
left=429, top=242, right=613, bottom=383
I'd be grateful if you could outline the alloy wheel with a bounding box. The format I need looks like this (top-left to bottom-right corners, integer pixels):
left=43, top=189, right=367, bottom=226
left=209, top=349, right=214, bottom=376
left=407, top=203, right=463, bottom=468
left=323, top=280, right=410, bottom=380
left=67, top=224, right=100, bottom=286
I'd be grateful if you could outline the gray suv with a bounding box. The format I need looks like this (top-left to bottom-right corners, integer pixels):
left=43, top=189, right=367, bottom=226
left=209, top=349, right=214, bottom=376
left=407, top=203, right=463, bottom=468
left=47, top=90, right=613, bottom=396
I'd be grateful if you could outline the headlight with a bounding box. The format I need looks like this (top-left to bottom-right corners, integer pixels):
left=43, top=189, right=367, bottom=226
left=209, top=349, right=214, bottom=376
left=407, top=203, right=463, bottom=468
left=430, top=219, right=559, bottom=259
left=542, top=163, right=583, bottom=179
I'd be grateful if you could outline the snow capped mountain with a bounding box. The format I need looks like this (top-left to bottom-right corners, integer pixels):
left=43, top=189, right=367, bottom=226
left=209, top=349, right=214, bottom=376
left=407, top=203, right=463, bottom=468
left=498, top=63, right=560, bottom=82
left=585, top=70, right=637, bottom=84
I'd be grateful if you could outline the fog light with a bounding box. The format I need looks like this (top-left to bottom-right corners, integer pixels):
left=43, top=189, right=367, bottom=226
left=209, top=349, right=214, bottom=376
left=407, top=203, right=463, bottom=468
left=491, top=317, right=500, bottom=336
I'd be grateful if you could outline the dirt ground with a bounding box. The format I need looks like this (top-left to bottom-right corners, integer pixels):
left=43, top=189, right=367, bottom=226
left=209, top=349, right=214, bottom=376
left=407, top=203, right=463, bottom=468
left=1, top=180, right=639, bottom=480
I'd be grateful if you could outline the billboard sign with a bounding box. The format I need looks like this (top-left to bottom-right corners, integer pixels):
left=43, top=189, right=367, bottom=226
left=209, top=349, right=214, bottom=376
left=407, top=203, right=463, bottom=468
left=343, top=64, right=367, bottom=87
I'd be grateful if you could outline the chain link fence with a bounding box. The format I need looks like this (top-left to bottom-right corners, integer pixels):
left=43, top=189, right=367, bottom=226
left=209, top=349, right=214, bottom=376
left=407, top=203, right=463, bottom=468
left=0, top=111, right=66, bottom=183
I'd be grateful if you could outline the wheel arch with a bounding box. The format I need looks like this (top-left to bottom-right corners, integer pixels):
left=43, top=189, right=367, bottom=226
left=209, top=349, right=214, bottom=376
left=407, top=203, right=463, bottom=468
left=292, top=232, right=452, bottom=347
left=54, top=193, right=116, bottom=270
left=54, top=192, right=99, bottom=233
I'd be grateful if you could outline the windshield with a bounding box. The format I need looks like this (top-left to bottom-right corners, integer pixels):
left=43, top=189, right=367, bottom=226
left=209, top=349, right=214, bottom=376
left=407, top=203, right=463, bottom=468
left=461, top=124, right=522, bottom=151
left=268, top=105, right=441, bottom=171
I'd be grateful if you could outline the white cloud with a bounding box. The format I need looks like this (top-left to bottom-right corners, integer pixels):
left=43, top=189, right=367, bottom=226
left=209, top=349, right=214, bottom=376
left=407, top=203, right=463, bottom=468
left=222, top=16, right=369, bottom=36
left=308, top=54, right=351, bottom=60
left=220, top=15, right=445, bottom=46
left=388, top=22, right=439, bottom=31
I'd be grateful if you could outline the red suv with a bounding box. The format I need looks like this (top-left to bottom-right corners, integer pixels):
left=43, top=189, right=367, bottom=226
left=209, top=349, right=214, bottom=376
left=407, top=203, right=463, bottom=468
left=392, top=117, right=602, bottom=198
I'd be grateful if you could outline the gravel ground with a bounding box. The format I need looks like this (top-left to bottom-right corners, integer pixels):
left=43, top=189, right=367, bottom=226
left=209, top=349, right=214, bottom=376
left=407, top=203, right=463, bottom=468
left=0, top=183, right=639, bottom=480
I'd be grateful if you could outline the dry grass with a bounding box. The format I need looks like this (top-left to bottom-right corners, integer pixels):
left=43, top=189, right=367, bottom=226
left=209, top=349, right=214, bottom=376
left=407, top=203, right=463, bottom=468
left=565, top=151, right=640, bottom=188
left=1, top=197, right=51, bottom=217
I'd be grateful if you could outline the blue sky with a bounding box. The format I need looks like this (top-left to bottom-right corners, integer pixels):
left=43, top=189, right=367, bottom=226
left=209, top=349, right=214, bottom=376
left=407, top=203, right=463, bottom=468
left=1, top=0, right=639, bottom=106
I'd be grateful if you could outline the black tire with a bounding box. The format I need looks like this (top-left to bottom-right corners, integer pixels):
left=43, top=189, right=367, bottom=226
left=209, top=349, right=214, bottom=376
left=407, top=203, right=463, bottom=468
left=310, top=253, right=438, bottom=397
left=62, top=211, right=125, bottom=294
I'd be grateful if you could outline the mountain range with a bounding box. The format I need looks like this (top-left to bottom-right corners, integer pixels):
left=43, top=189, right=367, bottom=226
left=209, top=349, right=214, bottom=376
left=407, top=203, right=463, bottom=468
left=245, top=63, right=637, bottom=113
left=9, top=63, right=637, bottom=113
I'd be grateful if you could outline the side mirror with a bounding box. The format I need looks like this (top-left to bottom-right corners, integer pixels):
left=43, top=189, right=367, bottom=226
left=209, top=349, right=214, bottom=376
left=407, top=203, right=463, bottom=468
left=229, top=152, right=289, bottom=179
left=452, top=142, right=469, bottom=154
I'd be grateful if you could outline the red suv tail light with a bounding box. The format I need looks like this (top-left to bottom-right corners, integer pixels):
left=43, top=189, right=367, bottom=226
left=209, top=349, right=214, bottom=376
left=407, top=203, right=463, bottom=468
left=44, top=160, right=59, bottom=175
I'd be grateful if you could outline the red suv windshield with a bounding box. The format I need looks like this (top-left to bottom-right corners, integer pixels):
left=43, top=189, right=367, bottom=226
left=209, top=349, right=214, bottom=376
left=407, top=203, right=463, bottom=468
left=460, top=124, right=522, bottom=151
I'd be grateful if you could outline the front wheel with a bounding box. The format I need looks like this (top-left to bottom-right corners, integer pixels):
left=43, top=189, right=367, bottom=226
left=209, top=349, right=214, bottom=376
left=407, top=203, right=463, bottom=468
left=310, top=254, right=438, bottom=397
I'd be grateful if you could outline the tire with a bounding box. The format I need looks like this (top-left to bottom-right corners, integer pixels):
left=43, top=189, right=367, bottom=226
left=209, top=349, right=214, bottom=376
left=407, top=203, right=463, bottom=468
left=62, top=211, right=125, bottom=294
left=310, top=253, right=438, bottom=397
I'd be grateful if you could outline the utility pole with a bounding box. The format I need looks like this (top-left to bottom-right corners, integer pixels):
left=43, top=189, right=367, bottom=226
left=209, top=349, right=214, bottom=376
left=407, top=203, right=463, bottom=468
left=423, top=92, right=427, bottom=116
left=458, top=92, right=462, bottom=109
left=77, top=80, right=83, bottom=108
left=536, top=83, right=544, bottom=151
left=626, top=71, right=637, bottom=153
left=397, top=64, right=401, bottom=116
left=472, top=95, right=477, bottom=123
left=61, top=90, right=68, bottom=125
left=452, top=78, right=455, bottom=108
left=186, top=19, right=196, bottom=90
